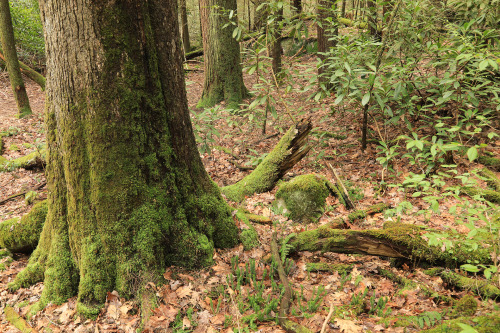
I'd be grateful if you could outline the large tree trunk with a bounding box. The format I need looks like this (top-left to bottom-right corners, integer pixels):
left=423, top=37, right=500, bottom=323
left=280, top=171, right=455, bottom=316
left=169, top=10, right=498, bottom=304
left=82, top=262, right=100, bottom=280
left=180, top=0, right=191, bottom=54
left=0, top=0, right=32, bottom=118
left=10, top=0, right=239, bottom=316
left=198, top=0, right=248, bottom=108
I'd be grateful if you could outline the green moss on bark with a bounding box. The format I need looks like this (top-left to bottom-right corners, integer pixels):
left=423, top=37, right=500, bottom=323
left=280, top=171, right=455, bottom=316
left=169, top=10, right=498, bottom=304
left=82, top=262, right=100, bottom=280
left=274, top=174, right=330, bottom=222
left=305, top=262, right=353, bottom=274
left=0, top=200, right=47, bottom=253
left=0, top=148, right=46, bottom=172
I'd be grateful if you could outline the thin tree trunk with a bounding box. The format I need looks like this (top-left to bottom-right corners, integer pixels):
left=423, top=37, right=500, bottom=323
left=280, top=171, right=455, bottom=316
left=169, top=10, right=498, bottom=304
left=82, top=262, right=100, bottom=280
left=317, top=0, right=338, bottom=89
left=341, top=0, right=347, bottom=17
left=0, top=46, right=45, bottom=90
left=269, top=2, right=283, bottom=80
left=199, top=0, right=248, bottom=108
left=0, top=0, right=31, bottom=117
left=180, top=0, right=191, bottom=54
left=292, top=0, right=302, bottom=13
left=367, top=0, right=380, bottom=41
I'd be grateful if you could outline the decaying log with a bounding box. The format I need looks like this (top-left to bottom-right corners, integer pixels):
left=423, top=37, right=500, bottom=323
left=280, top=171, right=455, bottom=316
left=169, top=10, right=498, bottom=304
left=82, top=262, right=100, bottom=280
left=425, top=268, right=500, bottom=301
left=327, top=164, right=355, bottom=210
left=0, top=149, right=46, bottom=172
left=222, top=119, right=312, bottom=202
left=287, top=223, right=492, bottom=268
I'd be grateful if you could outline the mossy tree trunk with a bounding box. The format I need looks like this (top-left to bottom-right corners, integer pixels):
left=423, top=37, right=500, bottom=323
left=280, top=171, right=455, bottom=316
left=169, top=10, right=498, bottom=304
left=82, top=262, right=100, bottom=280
left=180, top=0, right=191, bottom=54
left=317, top=0, right=337, bottom=90
left=0, top=0, right=32, bottom=118
left=11, top=0, right=239, bottom=316
left=198, top=0, right=248, bottom=108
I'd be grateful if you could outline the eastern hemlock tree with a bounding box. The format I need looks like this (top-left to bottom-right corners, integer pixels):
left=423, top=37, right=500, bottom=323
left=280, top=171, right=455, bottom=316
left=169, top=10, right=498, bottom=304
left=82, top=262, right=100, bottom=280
left=9, top=0, right=239, bottom=316
left=198, top=0, right=248, bottom=109
left=0, top=0, right=32, bottom=118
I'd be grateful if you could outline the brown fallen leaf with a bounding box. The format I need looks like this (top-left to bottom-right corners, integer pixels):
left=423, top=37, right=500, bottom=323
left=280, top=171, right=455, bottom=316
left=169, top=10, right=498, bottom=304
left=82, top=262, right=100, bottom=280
left=336, top=319, right=362, bottom=333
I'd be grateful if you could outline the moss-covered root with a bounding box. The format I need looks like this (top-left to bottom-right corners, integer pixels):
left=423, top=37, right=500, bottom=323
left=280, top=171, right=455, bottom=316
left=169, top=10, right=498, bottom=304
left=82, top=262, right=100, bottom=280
left=461, top=186, right=500, bottom=203
left=478, top=154, right=500, bottom=171
left=288, top=223, right=492, bottom=267
left=347, top=203, right=389, bottom=223
left=221, top=119, right=312, bottom=202
left=420, top=312, right=500, bottom=333
left=378, top=268, right=453, bottom=303
left=306, top=262, right=353, bottom=275
left=0, top=200, right=47, bottom=253
left=235, top=210, right=260, bottom=250
left=425, top=268, right=500, bottom=301
left=245, top=213, right=272, bottom=224
left=0, top=148, right=47, bottom=172
left=479, top=167, right=500, bottom=191
left=4, top=306, right=36, bottom=333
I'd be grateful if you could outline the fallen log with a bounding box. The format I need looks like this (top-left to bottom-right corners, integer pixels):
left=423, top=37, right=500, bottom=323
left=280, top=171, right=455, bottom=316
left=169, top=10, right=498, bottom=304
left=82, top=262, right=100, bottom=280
left=0, top=148, right=46, bottom=172
left=0, top=200, right=47, bottom=253
left=222, top=119, right=312, bottom=202
left=287, top=223, right=492, bottom=268
left=0, top=47, right=45, bottom=90
left=425, top=268, right=500, bottom=301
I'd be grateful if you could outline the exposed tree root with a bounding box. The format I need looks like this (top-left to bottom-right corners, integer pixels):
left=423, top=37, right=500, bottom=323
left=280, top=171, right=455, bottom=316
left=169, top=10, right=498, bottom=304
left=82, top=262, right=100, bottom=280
left=425, top=268, right=500, bottom=301
left=287, top=223, right=492, bottom=268
left=0, top=200, right=47, bottom=253
left=271, top=233, right=313, bottom=333
left=222, top=119, right=312, bottom=202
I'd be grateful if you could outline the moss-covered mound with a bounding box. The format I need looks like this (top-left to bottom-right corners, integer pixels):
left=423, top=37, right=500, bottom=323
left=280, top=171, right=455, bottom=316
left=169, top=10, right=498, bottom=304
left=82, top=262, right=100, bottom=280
left=0, top=200, right=47, bottom=253
left=274, top=174, right=331, bottom=223
left=421, top=312, right=500, bottom=333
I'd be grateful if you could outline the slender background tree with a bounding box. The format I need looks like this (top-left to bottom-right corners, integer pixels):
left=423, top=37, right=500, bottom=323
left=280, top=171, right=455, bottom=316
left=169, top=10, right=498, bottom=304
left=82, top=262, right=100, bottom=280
left=0, top=0, right=32, bottom=118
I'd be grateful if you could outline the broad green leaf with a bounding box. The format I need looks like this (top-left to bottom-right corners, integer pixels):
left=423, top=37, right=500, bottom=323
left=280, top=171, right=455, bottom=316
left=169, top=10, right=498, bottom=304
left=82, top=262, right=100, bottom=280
left=362, top=92, right=371, bottom=106
left=460, top=264, right=480, bottom=273
left=467, top=146, right=478, bottom=162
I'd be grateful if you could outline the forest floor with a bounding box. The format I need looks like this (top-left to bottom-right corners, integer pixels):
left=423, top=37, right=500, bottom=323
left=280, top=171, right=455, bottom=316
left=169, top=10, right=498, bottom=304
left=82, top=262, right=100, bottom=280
left=0, top=50, right=499, bottom=333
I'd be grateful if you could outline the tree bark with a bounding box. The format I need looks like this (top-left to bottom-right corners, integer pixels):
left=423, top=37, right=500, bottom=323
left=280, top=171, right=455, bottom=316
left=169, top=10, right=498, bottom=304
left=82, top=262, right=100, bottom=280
left=367, top=0, right=380, bottom=41
left=0, top=0, right=32, bottom=117
left=198, top=0, right=248, bottom=108
left=9, top=0, right=239, bottom=315
left=180, top=0, right=191, bottom=54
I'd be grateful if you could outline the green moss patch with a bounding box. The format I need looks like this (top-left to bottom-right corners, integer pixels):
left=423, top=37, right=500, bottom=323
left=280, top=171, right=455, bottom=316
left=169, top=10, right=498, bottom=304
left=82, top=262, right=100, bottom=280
left=0, top=200, right=47, bottom=253
left=274, top=174, right=331, bottom=222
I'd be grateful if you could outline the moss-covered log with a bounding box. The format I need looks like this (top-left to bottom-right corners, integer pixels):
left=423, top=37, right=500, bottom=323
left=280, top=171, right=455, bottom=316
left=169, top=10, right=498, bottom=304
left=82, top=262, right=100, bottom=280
left=478, top=154, right=500, bottom=171
left=4, top=306, right=36, bottom=333
left=479, top=167, right=500, bottom=191
left=347, top=203, right=389, bottom=223
left=0, top=148, right=46, bottom=172
left=461, top=186, right=500, bottom=203
left=425, top=268, right=500, bottom=301
left=378, top=268, right=453, bottom=303
left=0, top=200, right=47, bottom=253
left=420, top=312, right=500, bottom=333
left=222, top=119, right=312, bottom=202
left=288, top=223, right=492, bottom=267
